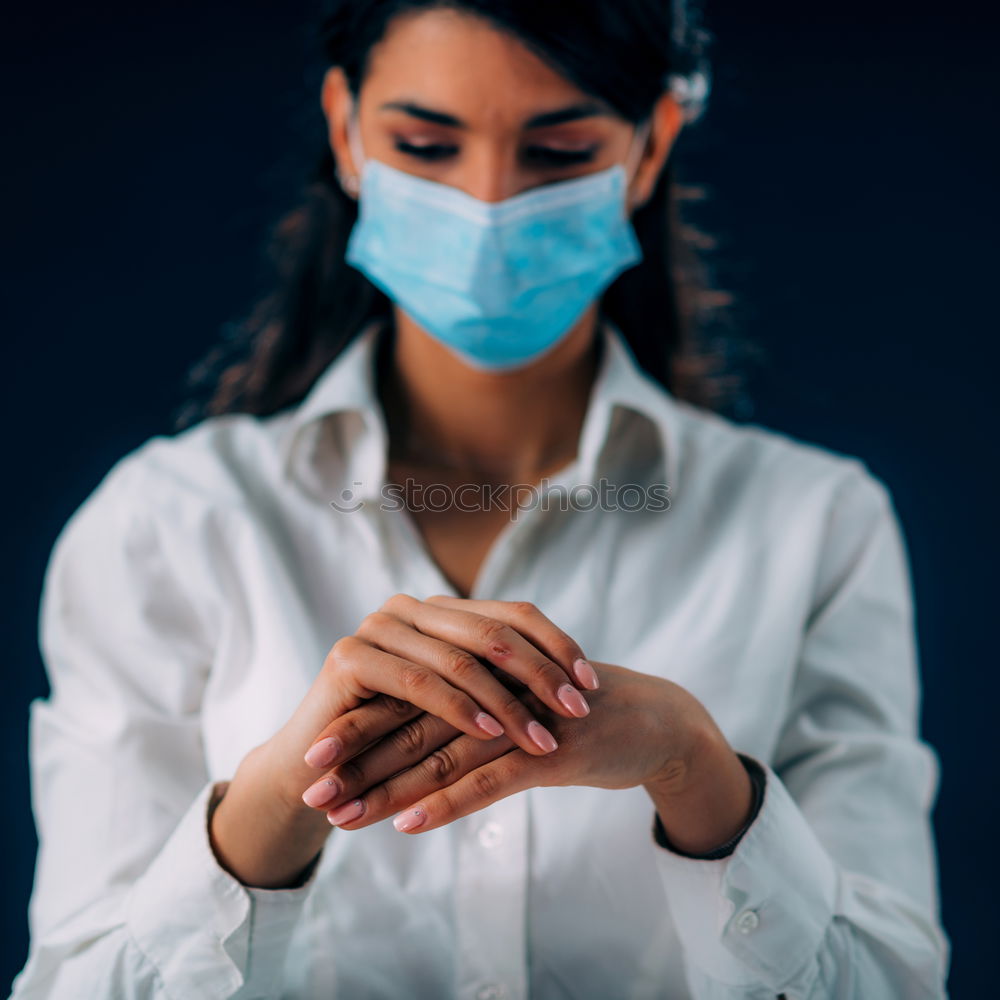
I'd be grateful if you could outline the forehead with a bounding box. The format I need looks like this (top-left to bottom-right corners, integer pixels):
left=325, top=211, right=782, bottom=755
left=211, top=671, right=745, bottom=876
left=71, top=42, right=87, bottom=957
left=364, top=8, right=610, bottom=125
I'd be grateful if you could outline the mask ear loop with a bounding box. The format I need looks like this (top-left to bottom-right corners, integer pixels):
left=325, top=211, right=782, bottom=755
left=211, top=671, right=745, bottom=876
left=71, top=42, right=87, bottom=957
left=624, top=119, right=653, bottom=212
left=626, top=120, right=652, bottom=177
left=338, top=96, right=366, bottom=198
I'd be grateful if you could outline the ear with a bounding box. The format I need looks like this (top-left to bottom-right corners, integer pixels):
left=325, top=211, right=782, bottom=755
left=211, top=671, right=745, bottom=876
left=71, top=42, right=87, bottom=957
left=628, top=92, right=684, bottom=213
left=321, top=66, right=361, bottom=199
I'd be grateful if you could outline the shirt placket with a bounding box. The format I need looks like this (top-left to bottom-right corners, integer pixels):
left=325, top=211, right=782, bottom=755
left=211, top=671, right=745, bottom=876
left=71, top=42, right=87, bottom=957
left=374, top=495, right=555, bottom=1000
left=452, top=791, right=530, bottom=1000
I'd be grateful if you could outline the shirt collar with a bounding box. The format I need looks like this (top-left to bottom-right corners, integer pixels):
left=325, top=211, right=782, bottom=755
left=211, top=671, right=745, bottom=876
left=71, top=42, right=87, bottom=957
left=277, top=316, right=682, bottom=503
left=277, top=316, right=392, bottom=503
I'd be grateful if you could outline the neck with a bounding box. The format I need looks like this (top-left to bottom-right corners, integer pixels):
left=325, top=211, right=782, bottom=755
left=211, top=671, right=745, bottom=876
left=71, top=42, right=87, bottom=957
left=377, top=305, right=604, bottom=485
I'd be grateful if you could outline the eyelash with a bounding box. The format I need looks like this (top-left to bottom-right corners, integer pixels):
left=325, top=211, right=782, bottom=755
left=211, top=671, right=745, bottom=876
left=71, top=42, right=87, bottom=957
left=393, top=140, right=598, bottom=167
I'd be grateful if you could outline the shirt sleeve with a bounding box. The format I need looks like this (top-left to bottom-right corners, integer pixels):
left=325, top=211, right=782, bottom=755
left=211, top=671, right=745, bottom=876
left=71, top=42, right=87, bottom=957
left=11, top=450, right=324, bottom=1000
left=647, top=464, right=950, bottom=1000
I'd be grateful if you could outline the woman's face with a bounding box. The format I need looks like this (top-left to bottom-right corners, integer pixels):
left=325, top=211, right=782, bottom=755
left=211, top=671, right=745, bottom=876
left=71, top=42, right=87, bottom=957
left=322, top=8, right=681, bottom=209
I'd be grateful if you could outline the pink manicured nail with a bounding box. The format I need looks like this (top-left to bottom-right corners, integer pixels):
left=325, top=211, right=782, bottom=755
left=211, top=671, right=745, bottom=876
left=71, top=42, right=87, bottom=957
left=301, top=777, right=342, bottom=809
left=475, top=712, right=505, bottom=737
left=557, top=683, right=590, bottom=717
left=304, top=737, right=342, bottom=768
left=327, top=798, right=365, bottom=826
left=527, top=720, right=559, bottom=753
left=573, top=658, right=600, bottom=690
left=393, top=807, right=427, bottom=832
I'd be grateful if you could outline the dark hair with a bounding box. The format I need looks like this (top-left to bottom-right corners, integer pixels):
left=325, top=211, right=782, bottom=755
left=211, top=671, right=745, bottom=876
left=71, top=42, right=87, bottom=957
left=172, top=0, right=752, bottom=432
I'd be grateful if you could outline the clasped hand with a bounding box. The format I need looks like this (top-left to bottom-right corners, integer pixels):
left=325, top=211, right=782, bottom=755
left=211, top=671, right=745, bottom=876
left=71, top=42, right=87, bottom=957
left=294, top=594, right=715, bottom=835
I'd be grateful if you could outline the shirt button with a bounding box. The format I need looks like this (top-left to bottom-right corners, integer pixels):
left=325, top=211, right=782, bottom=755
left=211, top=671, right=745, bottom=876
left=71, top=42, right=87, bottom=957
left=735, top=909, right=760, bottom=934
left=477, top=821, right=504, bottom=848
left=475, top=984, right=507, bottom=1000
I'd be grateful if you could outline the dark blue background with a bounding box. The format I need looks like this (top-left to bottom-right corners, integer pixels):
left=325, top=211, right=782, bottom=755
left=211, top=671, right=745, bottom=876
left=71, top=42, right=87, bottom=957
left=5, top=1, right=995, bottom=994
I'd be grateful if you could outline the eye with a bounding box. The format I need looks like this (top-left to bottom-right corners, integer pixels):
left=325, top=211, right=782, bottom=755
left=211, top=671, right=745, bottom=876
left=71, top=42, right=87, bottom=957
left=392, top=139, right=601, bottom=167
left=524, top=146, right=599, bottom=167
left=394, top=140, right=457, bottom=161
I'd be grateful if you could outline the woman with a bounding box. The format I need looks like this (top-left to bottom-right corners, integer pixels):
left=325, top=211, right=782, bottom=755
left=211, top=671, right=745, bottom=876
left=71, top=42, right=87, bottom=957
left=13, top=1, right=949, bottom=998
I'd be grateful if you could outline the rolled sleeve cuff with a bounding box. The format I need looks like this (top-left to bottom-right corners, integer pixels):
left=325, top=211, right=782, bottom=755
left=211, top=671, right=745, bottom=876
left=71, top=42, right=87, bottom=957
left=125, top=780, right=324, bottom=999
left=650, top=754, right=838, bottom=991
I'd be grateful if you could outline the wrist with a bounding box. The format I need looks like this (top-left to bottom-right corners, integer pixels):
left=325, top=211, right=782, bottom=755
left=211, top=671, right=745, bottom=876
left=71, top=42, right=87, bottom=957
left=642, top=723, right=755, bottom=856
left=209, top=744, right=331, bottom=889
left=653, top=754, right=764, bottom=859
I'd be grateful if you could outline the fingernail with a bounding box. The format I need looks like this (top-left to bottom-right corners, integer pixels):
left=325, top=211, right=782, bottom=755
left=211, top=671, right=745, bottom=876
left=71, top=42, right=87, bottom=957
left=573, top=658, right=600, bottom=690
left=393, top=807, right=427, bottom=832
left=304, top=737, right=342, bottom=768
left=557, top=683, right=590, bottom=717
left=302, top=776, right=342, bottom=809
left=475, top=711, right=505, bottom=737
left=527, top=720, right=559, bottom=753
left=327, top=798, right=365, bottom=826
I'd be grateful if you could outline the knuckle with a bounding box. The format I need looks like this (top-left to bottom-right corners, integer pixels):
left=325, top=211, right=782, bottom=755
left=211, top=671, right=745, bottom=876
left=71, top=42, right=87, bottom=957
left=528, top=658, right=559, bottom=685
left=475, top=616, right=510, bottom=645
left=400, top=664, right=434, bottom=695
left=446, top=686, right=475, bottom=719
left=388, top=721, right=427, bottom=758
left=335, top=713, right=367, bottom=750
left=509, top=600, right=540, bottom=618
left=470, top=767, right=503, bottom=800
left=423, top=748, right=459, bottom=784
left=328, top=635, right=361, bottom=669
left=380, top=694, right=415, bottom=719
left=358, top=610, right=393, bottom=635
left=445, top=647, right=481, bottom=680
left=382, top=592, right=415, bottom=613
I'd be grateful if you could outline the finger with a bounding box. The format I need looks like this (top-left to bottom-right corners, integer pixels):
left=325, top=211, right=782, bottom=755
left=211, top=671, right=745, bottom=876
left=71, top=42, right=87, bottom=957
left=326, top=634, right=551, bottom=754
left=382, top=593, right=593, bottom=721
left=303, top=691, right=424, bottom=770
left=302, top=663, right=526, bottom=776
left=301, top=710, right=463, bottom=812
left=425, top=595, right=600, bottom=691
left=354, top=610, right=569, bottom=757
left=390, top=752, right=547, bottom=835
left=327, top=730, right=522, bottom=830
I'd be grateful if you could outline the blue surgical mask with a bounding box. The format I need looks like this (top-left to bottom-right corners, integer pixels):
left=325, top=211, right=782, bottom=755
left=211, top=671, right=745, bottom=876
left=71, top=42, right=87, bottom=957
left=342, top=108, right=649, bottom=372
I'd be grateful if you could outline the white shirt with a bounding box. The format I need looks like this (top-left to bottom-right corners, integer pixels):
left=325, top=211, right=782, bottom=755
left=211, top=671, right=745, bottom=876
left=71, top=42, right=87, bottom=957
left=12, top=317, right=950, bottom=1000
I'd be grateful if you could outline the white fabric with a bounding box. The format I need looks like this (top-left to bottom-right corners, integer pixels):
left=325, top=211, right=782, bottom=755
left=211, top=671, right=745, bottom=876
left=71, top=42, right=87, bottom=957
left=12, top=317, right=949, bottom=999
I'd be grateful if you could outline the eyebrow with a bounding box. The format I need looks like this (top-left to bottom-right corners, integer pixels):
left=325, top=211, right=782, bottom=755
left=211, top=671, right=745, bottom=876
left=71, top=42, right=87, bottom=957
left=378, top=100, right=612, bottom=129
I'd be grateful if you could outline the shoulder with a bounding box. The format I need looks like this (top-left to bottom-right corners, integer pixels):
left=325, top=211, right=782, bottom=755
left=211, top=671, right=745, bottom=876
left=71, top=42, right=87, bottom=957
left=79, top=409, right=297, bottom=520
left=661, top=401, right=908, bottom=629
left=49, top=410, right=300, bottom=575
left=123, top=410, right=295, bottom=508
left=672, top=401, right=895, bottom=549
left=666, top=397, right=892, bottom=522
left=41, top=412, right=303, bottom=649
